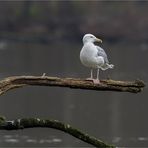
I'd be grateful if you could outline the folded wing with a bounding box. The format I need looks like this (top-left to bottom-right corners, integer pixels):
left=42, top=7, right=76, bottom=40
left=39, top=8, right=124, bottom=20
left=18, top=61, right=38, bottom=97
left=96, top=46, right=114, bottom=70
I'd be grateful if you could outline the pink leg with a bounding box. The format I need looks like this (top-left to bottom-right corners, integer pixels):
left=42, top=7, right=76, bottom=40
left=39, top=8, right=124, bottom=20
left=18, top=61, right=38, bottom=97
left=86, top=69, right=93, bottom=80
left=94, top=68, right=101, bottom=84
left=86, top=69, right=101, bottom=84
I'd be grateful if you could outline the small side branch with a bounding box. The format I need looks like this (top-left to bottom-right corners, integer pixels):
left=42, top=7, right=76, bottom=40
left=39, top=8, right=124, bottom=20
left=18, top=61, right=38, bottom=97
left=0, top=117, right=115, bottom=148
left=0, top=76, right=145, bottom=95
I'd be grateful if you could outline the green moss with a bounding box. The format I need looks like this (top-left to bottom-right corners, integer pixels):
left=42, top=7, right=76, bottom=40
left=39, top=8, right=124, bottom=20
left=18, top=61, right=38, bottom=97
left=0, top=116, right=6, bottom=125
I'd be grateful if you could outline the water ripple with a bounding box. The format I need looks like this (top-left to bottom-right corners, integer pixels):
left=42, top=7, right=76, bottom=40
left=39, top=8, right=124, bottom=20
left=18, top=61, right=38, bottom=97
left=1, top=134, right=148, bottom=146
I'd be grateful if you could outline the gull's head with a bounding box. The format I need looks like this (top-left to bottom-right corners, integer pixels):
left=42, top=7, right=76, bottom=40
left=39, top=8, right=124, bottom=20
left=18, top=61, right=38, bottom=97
left=83, top=34, right=102, bottom=44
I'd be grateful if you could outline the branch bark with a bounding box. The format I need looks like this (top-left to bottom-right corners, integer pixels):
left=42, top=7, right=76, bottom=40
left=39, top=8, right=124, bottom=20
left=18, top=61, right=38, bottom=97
left=0, top=116, right=115, bottom=148
left=0, top=76, right=145, bottom=95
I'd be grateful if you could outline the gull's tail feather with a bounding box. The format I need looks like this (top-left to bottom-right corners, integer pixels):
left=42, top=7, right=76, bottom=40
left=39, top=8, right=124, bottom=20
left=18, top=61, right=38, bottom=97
left=108, top=64, right=114, bottom=69
left=100, top=63, right=114, bottom=70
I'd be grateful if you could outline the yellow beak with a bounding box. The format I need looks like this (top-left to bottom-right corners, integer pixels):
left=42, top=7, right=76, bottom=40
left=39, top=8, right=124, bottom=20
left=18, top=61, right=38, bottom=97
left=95, top=38, right=102, bottom=43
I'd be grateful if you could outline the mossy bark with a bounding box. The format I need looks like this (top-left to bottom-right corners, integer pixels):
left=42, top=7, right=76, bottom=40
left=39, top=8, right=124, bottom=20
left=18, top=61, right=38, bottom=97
left=0, top=117, right=115, bottom=148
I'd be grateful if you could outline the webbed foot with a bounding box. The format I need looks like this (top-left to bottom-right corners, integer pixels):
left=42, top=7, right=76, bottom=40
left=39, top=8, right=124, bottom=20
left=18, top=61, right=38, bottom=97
left=86, top=78, right=101, bottom=84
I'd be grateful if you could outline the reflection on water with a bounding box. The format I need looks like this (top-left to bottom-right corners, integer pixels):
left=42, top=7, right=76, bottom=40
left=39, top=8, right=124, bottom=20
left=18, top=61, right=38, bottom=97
left=1, top=134, right=62, bottom=146
left=1, top=134, right=148, bottom=147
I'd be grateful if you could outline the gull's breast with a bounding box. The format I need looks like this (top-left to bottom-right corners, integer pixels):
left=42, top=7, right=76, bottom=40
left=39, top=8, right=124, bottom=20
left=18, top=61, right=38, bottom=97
left=80, top=43, right=103, bottom=68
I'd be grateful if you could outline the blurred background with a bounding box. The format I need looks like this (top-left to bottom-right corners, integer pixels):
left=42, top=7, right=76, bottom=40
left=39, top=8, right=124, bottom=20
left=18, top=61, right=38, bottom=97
left=0, top=1, right=147, bottom=147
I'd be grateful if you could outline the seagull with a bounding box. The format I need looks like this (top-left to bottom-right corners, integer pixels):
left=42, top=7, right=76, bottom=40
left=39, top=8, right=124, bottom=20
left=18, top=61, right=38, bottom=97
left=80, top=34, right=114, bottom=84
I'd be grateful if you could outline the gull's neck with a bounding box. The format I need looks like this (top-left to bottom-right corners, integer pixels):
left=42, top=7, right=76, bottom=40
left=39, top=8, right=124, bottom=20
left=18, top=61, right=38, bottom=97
left=83, top=41, right=94, bottom=45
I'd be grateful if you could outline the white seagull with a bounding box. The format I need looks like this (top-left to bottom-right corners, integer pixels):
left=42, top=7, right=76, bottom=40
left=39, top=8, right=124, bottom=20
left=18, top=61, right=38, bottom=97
left=80, top=34, right=114, bottom=84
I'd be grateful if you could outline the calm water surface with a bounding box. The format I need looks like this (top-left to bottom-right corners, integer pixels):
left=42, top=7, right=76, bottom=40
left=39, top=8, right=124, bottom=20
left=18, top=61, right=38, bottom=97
left=0, top=39, right=147, bottom=147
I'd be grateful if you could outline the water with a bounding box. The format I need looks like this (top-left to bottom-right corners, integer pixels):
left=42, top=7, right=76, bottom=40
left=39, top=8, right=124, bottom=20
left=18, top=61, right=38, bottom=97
left=1, top=133, right=148, bottom=147
left=0, top=133, right=63, bottom=147
left=0, top=38, right=147, bottom=147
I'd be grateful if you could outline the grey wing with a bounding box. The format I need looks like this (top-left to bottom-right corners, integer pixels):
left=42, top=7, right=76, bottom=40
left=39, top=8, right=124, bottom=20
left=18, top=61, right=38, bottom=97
left=96, top=46, right=109, bottom=63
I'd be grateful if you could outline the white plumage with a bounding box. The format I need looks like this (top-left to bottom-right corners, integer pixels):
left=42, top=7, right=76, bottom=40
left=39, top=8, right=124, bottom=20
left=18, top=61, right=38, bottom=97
left=80, top=34, right=114, bottom=84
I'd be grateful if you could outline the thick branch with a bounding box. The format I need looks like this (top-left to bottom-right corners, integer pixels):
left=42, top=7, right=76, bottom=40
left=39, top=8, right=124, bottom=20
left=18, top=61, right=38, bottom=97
left=0, top=117, right=114, bottom=148
left=0, top=76, right=145, bottom=95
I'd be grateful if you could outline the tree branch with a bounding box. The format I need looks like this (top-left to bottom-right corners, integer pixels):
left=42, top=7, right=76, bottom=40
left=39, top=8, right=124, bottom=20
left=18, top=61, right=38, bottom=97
left=0, top=116, right=115, bottom=148
left=0, top=76, right=145, bottom=95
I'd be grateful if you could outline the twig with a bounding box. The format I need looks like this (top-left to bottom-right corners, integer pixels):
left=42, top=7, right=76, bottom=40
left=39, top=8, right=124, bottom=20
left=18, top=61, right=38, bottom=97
left=0, top=76, right=145, bottom=95
left=0, top=116, right=115, bottom=148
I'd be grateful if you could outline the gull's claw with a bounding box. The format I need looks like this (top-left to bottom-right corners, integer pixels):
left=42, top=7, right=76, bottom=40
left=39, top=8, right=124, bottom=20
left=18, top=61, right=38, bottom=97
left=42, top=73, right=46, bottom=77
left=86, top=78, right=94, bottom=81
left=109, top=64, right=114, bottom=69
left=86, top=78, right=101, bottom=84
left=92, top=79, right=100, bottom=84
